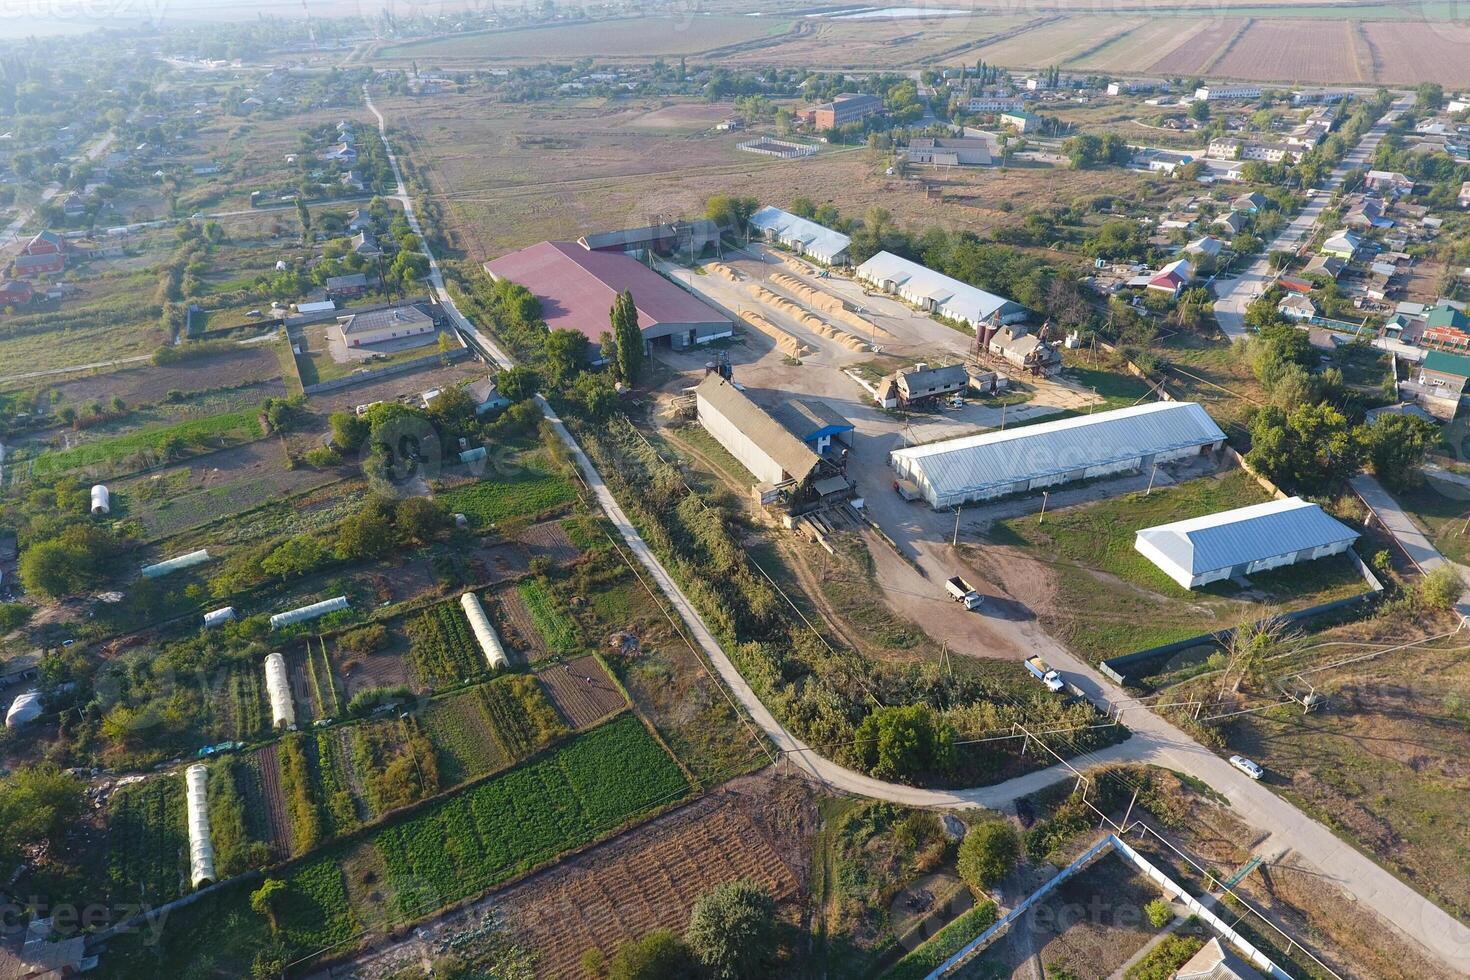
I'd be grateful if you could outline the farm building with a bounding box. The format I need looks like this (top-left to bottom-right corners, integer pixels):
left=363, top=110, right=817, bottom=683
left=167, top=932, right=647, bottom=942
left=875, top=363, right=969, bottom=409
left=1134, top=496, right=1359, bottom=590
left=747, top=206, right=851, bottom=265
left=90, top=484, right=110, bottom=516
left=578, top=219, right=721, bottom=258
left=460, top=592, right=510, bottom=669
left=889, top=401, right=1226, bottom=509
left=334, top=305, right=437, bottom=348
left=904, top=137, right=993, bottom=167
left=485, top=241, right=733, bottom=352
left=264, top=652, right=295, bottom=729
left=269, top=595, right=349, bottom=630
left=695, top=374, right=820, bottom=488
left=184, top=765, right=217, bottom=889
left=141, top=549, right=211, bottom=579
left=325, top=272, right=369, bottom=299
left=855, top=252, right=1026, bottom=327
left=771, top=399, right=854, bottom=454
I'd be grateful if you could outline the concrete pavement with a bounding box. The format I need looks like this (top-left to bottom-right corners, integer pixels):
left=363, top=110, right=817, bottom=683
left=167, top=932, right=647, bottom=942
left=1213, top=98, right=1408, bottom=340
left=364, top=89, right=1470, bottom=974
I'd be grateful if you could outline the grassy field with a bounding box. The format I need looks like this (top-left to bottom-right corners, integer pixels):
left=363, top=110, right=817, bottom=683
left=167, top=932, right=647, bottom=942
left=436, top=457, right=579, bottom=527
left=30, top=405, right=266, bottom=478
left=379, top=15, right=792, bottom=61
left=988, top=469, right=1370, bottom=660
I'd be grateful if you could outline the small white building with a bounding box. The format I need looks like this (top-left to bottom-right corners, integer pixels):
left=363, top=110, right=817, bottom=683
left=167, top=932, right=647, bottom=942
left=1134, top=496, right=1359, bottom=590
left=747, top=205, right=851, bottom=265
left=1194, top=85, right=1262, bottom=101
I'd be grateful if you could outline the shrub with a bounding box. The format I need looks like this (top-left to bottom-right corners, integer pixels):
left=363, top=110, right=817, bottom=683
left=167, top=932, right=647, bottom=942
left=303, top=446, right=342, bottom=468
left=338, top=625, right=388, bottom=657
left=1124, top=934, right=1206, bottom=980
left=685, top=880, right=777, bottom=980
left=957, top=820, right=1020, bottom=892
left=608, top=930, right=697, bottom=980
left=1420, top=564, right=1463, bottom=611
left=347, top=685, right=412, bottom=717
left=0, top=603, right=31, bottom=632
left=1145, top=897, right=1173, bottom=928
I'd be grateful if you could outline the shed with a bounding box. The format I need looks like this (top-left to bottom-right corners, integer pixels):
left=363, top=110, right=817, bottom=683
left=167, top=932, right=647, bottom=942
left=91, top=484, right=111, bottom=515
left=264, top=652, right=295, bottom=728
left=771, top=399, right=854, bottom=454
left=1134, top=496, right=1359, bottom=590
left=695, top=375, right=820, bottom=487
left=184, top=765, right=217, bottom=889
left=747, top=206, right=851, bottom=265
left=890, top=402, right=1225, bottom=509
left=460, top=592, right=509, bottom=669
left=855, top=252, right=1026, bottom=326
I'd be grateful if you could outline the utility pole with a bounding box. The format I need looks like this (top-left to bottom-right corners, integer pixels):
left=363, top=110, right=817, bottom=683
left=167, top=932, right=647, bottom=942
left=953, top=505, right=963, bottom=546
left=1038, top=490, right=1050, bottom=524
left=1145, top=462, right=1158, bottom=495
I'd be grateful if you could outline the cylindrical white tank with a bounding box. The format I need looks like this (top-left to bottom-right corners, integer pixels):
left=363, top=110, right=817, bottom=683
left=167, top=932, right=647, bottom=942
left=264, top=652, right=295, bottom=729
left=202, top=606, right=236, bottom=629
left=141, top=549, right=211, bottom=579
left=268, top=595, right=349, bottom=630
left=90, top=484, right=110, bottom=516
left=4, top=690, right=42, bottom=729
left=184, top=765, right=216, bottom=890
left=460, top=592, right=509, bottom=669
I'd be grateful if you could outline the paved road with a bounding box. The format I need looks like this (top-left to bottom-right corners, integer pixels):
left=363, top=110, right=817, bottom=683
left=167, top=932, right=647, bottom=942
left=1351, top=472, right=1448, bottom=572
left=364, top=90, right=1470, bottom=973
left=1213, top=97, right=1409, bottom=340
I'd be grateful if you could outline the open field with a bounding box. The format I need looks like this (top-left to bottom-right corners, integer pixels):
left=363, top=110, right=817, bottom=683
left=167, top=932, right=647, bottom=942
left=1065, top=19, right=1206, bottom=72
left=986, top=468, right=1371, bottom=660
left=19, top=346, right=282, bottom=404
left=1383, top=474, right=1470, bottom=566
left=1360, top=21, right=1470, bottom=85
left=379, top=15, right=794, bottom=61
left=436, top=457, right=580, bottom=528
left=29, top=405, right=265, bottom=479
left=720, top=15, right=1039, bottom=68
left=1146, top=18, right=1248, bottom=75
left=974, top=16, right=1148, bottom=68
left=1212, top=19, right=1365, bottom=82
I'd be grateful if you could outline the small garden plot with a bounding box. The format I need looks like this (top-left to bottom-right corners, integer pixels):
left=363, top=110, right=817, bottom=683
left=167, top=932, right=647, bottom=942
left=219, top=663, right=268, bottom=742
left=515, top=578, right=582, bottom=656
left=350, top=715, right=442, bottom=819
left=106, top=776, right=188, bottom=906
left=986, top=469, right=1371, bottom=661
left=468, top=539, right=531, bottom=585
left=419, top=689, right=508, bottom=786
left=331, top=624, right=419, bottom=695
left=242, top=745, right=294, bottom=861
left=516, top=518, right=581, bottom=565
left=372, top=714, right=690, bottom=919
left=437, top=460, right=578, bottom=528
left=206, top=756, right=273, bottom=879
left=406, top=600, right=485, bottom=686
left=30, top=405, right=266, bottom=479
left=315, top=728, right=364, bottom=837
left=479, top=674, right=567, bottom=759
left=535, top=655, right=627, bottom=730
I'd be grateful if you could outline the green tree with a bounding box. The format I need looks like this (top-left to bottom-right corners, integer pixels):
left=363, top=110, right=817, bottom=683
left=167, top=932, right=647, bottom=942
left=497, top=366, right=540, bottom=402
left=0, top=766, right=84, bottom=867
left=545, top=328, right=589, bottom=387
left=1145, top=898, right=1173, bottom=928
left=395, top=496, right=447, bottom=546
left=608, top=930, right=698, bottom=980
left=611, top=290, right=643, bottom=386
left=1363, top=413, right=1438, bottom=490
left=329, top=410, right=369, bottom=452
left=685, top=880, right=777, bottom=980
left=337, top=497, right=397, bottom=560
left=1246, top=402, right=1364, bottom=495
left=957, top=820, right=1020, bottom=892
left=853, top=703, right=955, bottom=781
left=261, top=535, right=329, bottom=580
left=250, top=878, right=288, bottom=933
left=704, top=194, right=759, bottom=231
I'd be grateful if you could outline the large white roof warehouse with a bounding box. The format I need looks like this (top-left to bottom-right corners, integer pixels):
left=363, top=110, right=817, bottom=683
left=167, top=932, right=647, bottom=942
left=748, top=206, right=851, bottom=265
left=1135, top=496, right=1359, bottom=590
left=890, top=402, right=1226, bottom=509
left=856, top=251, right=1027, bottom=326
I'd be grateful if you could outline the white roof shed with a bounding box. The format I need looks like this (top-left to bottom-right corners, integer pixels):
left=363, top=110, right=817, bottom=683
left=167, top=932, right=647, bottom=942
left=748, top=206, right=851, bottom=264
left=855, top=251, right=1027, bottom=326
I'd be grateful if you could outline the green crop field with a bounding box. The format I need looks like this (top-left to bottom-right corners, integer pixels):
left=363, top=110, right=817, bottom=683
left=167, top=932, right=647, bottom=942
left=31, top=406, right=265, bottom=478
left=374, top=714, right=687, bottom=916
left=437, top=465, right=578, bottom=527
left=107, top=776, right=189, bottom=906
left=516, top=578, right=581, bottom=654
left=406, top=601, right=485, bottom=685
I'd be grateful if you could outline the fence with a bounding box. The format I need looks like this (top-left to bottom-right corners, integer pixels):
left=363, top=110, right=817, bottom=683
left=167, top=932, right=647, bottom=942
left=927, top=834, right=1292, bottom=980
left=302, top=346, right=473, bottom=395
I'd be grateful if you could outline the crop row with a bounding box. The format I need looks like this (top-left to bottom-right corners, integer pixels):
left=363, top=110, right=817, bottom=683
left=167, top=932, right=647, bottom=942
left=517, top=579, right=581, bottom=654
left=406, top=603, right=483, bottom=686
left=107, top=777, right=188, bottom=905
left=419, top=691, right=507, bottom=785
left=374, top=715, right=688, bottom=917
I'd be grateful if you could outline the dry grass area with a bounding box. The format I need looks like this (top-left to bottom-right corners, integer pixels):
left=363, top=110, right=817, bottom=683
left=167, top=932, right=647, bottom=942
left=378, top=15, right=794, bottom=62
left=974, top=16, right=1147, bottom=69
left=733, top=15, right=1039, bottom=68
left=1360, top=21, right=1470, bottom=86
left=1147, top=18, right=1248, bottom=75
left=1067, top=18, right=1207, bottom=73
left=1213, top=19, right=1365, bottom=82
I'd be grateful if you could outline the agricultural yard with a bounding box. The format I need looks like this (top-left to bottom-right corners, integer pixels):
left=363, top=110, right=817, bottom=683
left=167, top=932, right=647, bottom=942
left=720, top=15, right=1040, bottom=69
left=517, top=519, right=581, bottom=565
left=105, top=776, right=188, bottom=906
left=289, top=320, right=448, bottom=388
left=535, top=655, right=627, bottom=730
left=1360, top=21, right=1470, bottom=86
left=1062, top=18, right=1203, bottom=73
left=308, top=357, right=485, bottom=414
left=983, top=468, right=1372, bottom=661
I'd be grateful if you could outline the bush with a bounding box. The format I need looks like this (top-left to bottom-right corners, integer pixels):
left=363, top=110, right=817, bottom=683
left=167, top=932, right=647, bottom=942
left=1124, top=934, right=1206, bottom=980
left=685, top=880, right=777, bottom=980
left=608, top=930, right=697, bottom=980
left=957, top=820, right=1020, bottom=892
left=347, top=685, right=412, bottom=717
left=1144, top=897, right=1173, bottom=928
left=302, top=446, right=342, bottom=468
left=338, top=625, right=388, bottom=657
left=0, top=603, right=31, bottom=632
left=1420, top=564, right=1463, bottom=611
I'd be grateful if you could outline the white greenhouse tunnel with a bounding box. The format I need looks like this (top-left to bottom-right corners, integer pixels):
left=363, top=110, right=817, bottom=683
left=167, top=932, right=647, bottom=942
left=184, top=765, right=216, bottom=890
left=264, top=652, right=295, bottom=729
left=460, top=592, right=509, bottom=669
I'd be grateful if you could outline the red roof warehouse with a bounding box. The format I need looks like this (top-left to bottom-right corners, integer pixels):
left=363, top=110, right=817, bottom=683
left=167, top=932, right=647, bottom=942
left=483, top=241, right=732, bottom=352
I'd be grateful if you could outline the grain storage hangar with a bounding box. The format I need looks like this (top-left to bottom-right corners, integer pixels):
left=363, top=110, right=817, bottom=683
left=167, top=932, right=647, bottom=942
left=747, top=206, right=851, bottom=265
left=460, top=592, right=509, bottom=669
left=269, top=596, right=349, bottom=630
left=264, top=652, right=295, bottom=729
left=184, top=765, right=217, bottom=889
left=1135, top=497, right=1360, bottom=590
left=889, top=402, right=1226, bottom=509
left=694, top=374, right=820, bottom=488
left=90, top=484, right=110, bottom=516
left=855, top=252, right=1027, bottom=327
left=141, top=549, right=212, bottom=579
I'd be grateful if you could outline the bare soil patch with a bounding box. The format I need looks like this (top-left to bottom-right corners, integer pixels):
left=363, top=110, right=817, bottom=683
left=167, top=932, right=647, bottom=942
left=535, top=655, right=627, bottom=730
left=39, top=346, right=283, bottom=405
left=517, top=519, right=580, bottom=566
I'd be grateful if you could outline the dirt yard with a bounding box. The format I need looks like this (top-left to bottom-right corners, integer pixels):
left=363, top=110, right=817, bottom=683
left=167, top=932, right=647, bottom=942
left=535, top=655, right=627, bottom=730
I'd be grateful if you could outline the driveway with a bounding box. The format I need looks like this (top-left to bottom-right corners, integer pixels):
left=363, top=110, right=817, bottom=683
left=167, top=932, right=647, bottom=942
left=1213, top=98, right=1409, bottom=340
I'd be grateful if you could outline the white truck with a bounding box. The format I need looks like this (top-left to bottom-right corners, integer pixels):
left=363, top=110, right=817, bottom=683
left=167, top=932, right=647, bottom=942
left=1025, top=656, right=1065, bottom=693
left=945, top=576, right=984, bottom=611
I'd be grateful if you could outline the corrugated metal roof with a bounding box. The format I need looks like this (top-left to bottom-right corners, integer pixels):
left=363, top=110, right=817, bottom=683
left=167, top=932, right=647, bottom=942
left=772, top=399, right=852, bottom=440
left=890, top=402, right=1224, bottom=501
left=854, top=251, right=1024, bottom=325
left=748, top=206, right=851, bottom=258
left=695, top=375, right=820, bottom=483
left=1135, top=496, right=1358, bottom=576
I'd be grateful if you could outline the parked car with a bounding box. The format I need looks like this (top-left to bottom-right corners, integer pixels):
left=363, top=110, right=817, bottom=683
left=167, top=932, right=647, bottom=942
left=1229, top=755, right=1264, bottom=780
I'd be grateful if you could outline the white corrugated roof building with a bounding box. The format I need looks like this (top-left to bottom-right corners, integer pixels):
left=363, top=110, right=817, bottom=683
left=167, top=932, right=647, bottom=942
left=889, top=402, right=1225, bottom=509
left=855, top=251, right=1027, bottom=326
left=748, top=206, right=851, bottom=265
left=1135, top=496, right=1359, bottom=590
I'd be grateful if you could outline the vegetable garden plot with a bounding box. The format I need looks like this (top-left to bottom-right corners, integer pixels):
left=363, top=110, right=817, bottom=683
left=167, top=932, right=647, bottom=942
left=241, top=746, right=293, bottom=861
left=373, top=715, right=689, bottom=917
left=517, top=519, right=581, bottom=565
left=516, top=579, right=581, bottom=656
left=478, top=675, right=566, bottom=760
left=220, top=664, right=267, bottom=741
left=407, top=601, right=485, bottom=686
left=420, top=690, right=508, bottom=786
left=107, top=776, right=189, bottom=905
left=494, top=587, right=544, bottom=660
left=535, top=655, right=627, bottom=730
left=436, top=465, right=579, bottom=527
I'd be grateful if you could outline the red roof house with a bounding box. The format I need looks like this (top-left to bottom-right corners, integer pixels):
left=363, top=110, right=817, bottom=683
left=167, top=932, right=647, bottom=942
left=23, top=230, right=65, bottom=256
left=483, top=241, right=732, bottom=352
left=0, top=280, right=34, bottom=306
